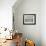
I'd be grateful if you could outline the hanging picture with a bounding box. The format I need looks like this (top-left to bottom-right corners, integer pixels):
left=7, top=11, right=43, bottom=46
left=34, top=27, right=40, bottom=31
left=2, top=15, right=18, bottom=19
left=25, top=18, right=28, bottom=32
left=23, top=14, right=36, bottom=25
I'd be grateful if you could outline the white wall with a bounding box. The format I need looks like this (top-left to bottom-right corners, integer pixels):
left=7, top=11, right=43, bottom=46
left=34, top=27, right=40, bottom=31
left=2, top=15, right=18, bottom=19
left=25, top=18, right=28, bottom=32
left=41, top=0, right=46, bottom=46
left=0, top=0, right=16, bottom=30
left=13, top=0, right=41, bottom=46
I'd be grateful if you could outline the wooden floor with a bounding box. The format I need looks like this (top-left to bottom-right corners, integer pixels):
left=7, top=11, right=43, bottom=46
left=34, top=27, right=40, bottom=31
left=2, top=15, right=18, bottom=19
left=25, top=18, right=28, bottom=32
left=0, top=39, right=16, bottom=46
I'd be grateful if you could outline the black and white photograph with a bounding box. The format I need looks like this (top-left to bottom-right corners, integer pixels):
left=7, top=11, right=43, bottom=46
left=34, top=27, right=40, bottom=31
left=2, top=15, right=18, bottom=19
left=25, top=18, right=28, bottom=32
left=23, top=14, right=36, bottom=25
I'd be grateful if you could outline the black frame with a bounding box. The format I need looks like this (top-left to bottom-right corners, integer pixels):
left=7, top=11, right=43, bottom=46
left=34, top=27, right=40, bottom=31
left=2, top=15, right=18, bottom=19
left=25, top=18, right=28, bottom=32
left=23, top=14, right=36, bottom=25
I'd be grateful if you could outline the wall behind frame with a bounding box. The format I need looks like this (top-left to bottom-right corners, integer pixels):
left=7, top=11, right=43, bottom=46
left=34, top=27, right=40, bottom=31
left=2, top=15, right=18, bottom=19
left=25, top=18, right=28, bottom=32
left=12, top=0, right=46, bottom=46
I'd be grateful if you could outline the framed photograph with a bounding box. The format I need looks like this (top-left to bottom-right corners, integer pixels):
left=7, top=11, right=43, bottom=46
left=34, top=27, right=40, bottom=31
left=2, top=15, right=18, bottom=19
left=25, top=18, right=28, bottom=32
left=23, top=14, right=36, bottom=25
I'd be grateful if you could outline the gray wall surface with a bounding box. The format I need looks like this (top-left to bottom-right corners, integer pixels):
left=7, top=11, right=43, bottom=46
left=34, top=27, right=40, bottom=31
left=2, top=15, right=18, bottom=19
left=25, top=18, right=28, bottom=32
left=12, top=0, right=43, bottom=46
